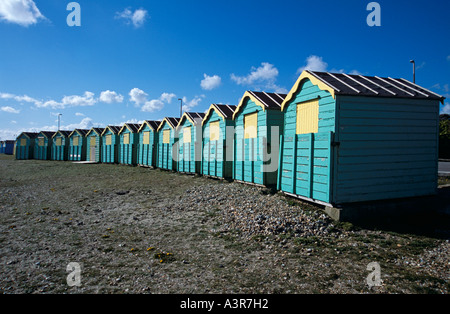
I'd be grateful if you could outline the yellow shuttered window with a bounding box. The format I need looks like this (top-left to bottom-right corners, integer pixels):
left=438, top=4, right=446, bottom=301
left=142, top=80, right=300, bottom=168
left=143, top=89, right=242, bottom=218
left=143, top=132, right=150, bottom=145
left=244, top=112, right=258, bottom=139
left=20, top=139, right=27, bottom=146
left=209, top=121, right=220, bottom=141
left=55, top=137, right=62, bottom=146
left=105, top=134, right=112, bottom=146
left=90, top=136, right=96, bottom=146
left=73, top=136, right=79, bottom=146
left=296, top=99, right=319, bottom=134
left=163, top=129, right=170, bottom=144
left=123, top=133, right=130, bottom=145
left=38, top=137, right=44, bottom=146
left=183, top=127, right=191, bottom=143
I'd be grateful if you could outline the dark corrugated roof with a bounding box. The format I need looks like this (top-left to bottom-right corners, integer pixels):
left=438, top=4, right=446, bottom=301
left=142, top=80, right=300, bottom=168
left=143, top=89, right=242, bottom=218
left=122, top=123, right=141, bottom=133
left=71, top=129, right=90, bottom=137
left=308, top=70, right=445, bottom=101
left=248, top=91, right=287, bottom=109
left=143, top=120, right=160, bottom=131
left=92, top=128, right=105, bottom=135
left=21, top=132, right=39, bottom=139
left=39, top=131, right=56, bottom=138
left=214, top=104, right=237, bottom=119
left=165, top=117, right=180, bottom=129
left=186, top=112, right=205, bottom=122
left=55, top=130, right=72, bottom=137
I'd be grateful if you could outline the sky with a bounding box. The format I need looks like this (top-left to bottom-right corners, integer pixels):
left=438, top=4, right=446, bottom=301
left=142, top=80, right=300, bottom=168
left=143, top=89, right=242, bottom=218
left=0, top=0, right=449, bottom=140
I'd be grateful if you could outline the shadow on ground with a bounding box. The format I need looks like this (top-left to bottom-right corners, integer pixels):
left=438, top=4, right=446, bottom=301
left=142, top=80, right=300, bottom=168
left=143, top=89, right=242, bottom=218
left=335, top=186, right=450, bottom=240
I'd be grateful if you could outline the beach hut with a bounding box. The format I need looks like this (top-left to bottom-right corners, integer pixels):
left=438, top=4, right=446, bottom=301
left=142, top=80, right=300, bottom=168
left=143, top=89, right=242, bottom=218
left=4, top=140, right=14, bottom=155
left=233, top=91, right=287, bottom=187
left=15, top=132, right=38, bottom=160
left=156, top=117, right=180, bottom=170
left=68, top=129, right=89, bottom=161
left=0, top=141, right=11, bottom=154
left=118, top=123, right=141, bottom=165
left=278, top=70, right=445, bottom=207
left=51, top=130, right=71, bottom=161
left=85, top=128, right=104, bottom=162
left=101, top=126, right=121, bottom=163
left=177, top=112, right=205, bottom=174
left=137, top=120, right=160, bottom=167
left=202, top=104, right=237, bottom=179
left=34, top=131, right=55, bottom=160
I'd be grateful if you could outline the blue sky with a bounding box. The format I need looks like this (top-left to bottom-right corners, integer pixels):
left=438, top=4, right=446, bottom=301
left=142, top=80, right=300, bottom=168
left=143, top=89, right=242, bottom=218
left=0, top=0, right=449, bottom=140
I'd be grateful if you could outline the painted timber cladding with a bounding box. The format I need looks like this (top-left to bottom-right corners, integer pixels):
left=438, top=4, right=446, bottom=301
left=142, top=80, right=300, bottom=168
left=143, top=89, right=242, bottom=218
left=86, top=128, right=104, bottom=162
left=34, top=131, right=55, bottom=160
left=279, top=79, right=335, bottom=204
left=177, top=112, right=205, bottom=174
left=137, top=121, right=160, bottom=167
left=279, top=70, right=444, bottom=206
left=51, top=131, right=71, bottom=161
left=157, top=118, right=180, bottom=170
left=233, top=94, right=285, bottom=187
left=334, top=96, right=439, bottom=203
left=119, top=123, right=140, bottom=165
left=15, top=132, right=38, bottom=160
left=68, top=129, right=89, bottom=161
left=101, top=126, right=121, bottom=163
left=202, top=105, right=236, bottom=179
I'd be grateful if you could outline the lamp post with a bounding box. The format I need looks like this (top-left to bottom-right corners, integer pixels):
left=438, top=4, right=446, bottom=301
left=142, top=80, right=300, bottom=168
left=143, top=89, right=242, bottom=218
left=410, top=60, right=415, bottom=84
left=178, top=98, right=183, bottom=118
left=58, top=113, right=62, bottom=130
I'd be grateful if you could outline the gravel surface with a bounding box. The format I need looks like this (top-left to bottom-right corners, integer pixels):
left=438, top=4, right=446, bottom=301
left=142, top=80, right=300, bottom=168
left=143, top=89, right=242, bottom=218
left=0, top=156, right=449, bottom=294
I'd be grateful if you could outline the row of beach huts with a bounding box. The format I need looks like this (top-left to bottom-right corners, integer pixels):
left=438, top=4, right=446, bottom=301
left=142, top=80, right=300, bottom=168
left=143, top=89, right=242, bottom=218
left=8, top=70, right=446, bottom=208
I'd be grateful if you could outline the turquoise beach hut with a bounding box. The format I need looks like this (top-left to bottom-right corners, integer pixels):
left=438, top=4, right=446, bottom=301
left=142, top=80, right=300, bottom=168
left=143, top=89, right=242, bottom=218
left=278, top=70, right=445, bottom=207
left=201, top=104, right=237, bottom=179
left=101, top=126, right=121, bottom=164
left=85, top=127, right=104, bottom=162
left=118, top=123, right=141, bottom=166
left=232, top=91, right=286, bottom=187
left=68, top=129, right=89, bottom=161
left=156, top=117, right=180, bottom=170
left=15, top=132, right=38, bottom=160
left=137, top=120, right=160, bottom=167
left=34, top=131, right=55, bottom=160
left=51, top=130, right=71, bottom=161
left=177, top=112, right=205, bottom=174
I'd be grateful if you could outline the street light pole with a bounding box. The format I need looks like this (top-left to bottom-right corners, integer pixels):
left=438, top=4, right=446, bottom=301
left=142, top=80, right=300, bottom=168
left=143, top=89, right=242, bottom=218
left=58, top=113, right=62, bottom=130
left=178, top=98, right=183, bottom=118
left=410, top=60, right=415, bottom=84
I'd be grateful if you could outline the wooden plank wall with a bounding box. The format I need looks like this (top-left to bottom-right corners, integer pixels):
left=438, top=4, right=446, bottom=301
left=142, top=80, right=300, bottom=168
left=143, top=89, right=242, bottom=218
left=334, top=96, right=439, bottom=203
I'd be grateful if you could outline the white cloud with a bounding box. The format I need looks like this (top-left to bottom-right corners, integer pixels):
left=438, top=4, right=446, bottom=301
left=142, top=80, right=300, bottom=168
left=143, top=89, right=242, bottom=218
left=297, top=55, right=328, bottom=74
left=447, top=55, right=450, bottom=62
left=0, top=0, right=46, bottom=26
left=441, top=103, right=450, bottom=115
left=75, top=112, right=85, bottom=117
left=129, top=88, right=176, bottom=113
left=99, top=90, right=124, bottom=104
left=115, top=8, right=148, bottom=28
left=1, top=106, right=20, bottom=114
left=231, top=62, right=287, bottom=93
left=141, top=99, right=164, bottom=113
left=231, top=62, right=278, bottom=85
left=201, top=74, right=222, bottom=90
left=129, top=88, right=148, bottom=106
left=182, top=95, right=205, bottom=112
left=297, top=55, right=361, bottom=77
left=160, top=92, right=177, bottom=104
left=61, top=91, right=96, bottom=107
left=64, top=117, right=94, bottom=130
